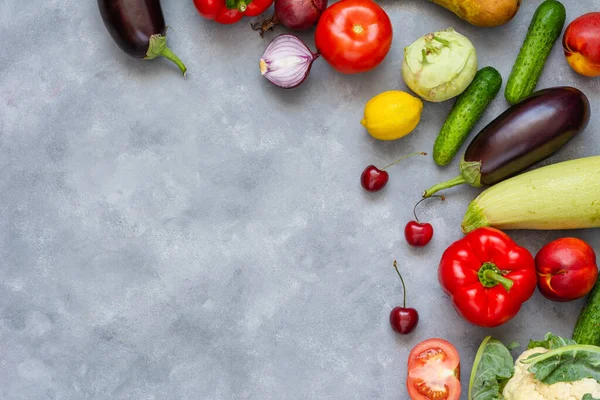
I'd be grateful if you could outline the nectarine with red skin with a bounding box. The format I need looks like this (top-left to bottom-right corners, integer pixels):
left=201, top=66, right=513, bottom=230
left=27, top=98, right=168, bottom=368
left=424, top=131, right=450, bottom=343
left=535, top=237, right=598, bottom=302
left=563, top=12, right=600, bottom=77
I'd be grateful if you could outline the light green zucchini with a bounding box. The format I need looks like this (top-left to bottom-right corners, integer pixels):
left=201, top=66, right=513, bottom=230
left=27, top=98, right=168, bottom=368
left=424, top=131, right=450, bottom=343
left=461, top=156, right=600, bottom=233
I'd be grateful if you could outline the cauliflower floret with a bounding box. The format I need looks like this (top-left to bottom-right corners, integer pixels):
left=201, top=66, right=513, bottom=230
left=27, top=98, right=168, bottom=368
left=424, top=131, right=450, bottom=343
left=502, top=347, right=600, bottom=400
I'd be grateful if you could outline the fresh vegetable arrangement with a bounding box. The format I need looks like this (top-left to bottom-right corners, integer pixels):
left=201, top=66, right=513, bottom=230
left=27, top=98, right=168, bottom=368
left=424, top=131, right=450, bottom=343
left=95, top=1, right=600, bottom=399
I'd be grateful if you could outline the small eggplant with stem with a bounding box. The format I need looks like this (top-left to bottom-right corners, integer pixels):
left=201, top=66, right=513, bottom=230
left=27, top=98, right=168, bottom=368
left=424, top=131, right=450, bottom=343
left=98, top=0, right=187, bottom=76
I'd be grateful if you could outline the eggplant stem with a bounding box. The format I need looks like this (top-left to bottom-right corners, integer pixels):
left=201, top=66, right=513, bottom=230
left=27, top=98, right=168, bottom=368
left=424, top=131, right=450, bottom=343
left=423, top=175, right=467, bottom=198
left=146, top=34, right=187, bottom=77
left=160, top=47, right=187, bottom=78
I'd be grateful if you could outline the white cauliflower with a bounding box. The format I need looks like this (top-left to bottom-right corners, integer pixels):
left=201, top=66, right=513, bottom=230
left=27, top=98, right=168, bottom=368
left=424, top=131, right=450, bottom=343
left=502, top=347, right=600, bottom=400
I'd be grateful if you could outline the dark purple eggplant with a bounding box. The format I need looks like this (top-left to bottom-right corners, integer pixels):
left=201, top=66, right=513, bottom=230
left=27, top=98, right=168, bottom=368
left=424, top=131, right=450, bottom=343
left=98, top=0, right=187, bottom=76
left=423, top=86, right=590, bottom=197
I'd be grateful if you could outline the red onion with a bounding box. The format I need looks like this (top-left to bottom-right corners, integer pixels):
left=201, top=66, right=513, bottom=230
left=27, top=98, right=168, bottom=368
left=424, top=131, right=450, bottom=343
left=251, top=0, right=328, bottom=37
left=259, top=34, right=320, bottom=89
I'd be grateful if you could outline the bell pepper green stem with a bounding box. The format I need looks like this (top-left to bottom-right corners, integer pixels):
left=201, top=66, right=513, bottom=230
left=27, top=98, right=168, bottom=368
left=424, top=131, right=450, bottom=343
left=237, top=0, right=247, bottom=12
left=423, top=175, right=466, bottom=198
left=478, top=262, right=514, bottom=291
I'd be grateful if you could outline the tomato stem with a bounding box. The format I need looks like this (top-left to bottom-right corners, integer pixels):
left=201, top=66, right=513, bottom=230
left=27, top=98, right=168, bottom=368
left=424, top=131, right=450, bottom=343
left=393, top=260, right=407, bottom=308
left=381, top=152, right=427, bottom=171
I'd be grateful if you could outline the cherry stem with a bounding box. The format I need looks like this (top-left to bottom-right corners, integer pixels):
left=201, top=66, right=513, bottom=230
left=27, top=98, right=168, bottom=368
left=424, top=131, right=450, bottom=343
left=381, top=152, right=427, bottom=171
left=393, top=260, right=407, bottom=308
left=412, top=195, right=445, bottom=223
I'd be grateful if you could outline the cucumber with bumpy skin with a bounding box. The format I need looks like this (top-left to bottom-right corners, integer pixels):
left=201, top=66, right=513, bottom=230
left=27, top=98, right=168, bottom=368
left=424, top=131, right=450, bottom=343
left=504, top=0, right=566, bottom=105
left=574, top=280, right=600, bottom=346
left=433, top=67, right=502, bottom=166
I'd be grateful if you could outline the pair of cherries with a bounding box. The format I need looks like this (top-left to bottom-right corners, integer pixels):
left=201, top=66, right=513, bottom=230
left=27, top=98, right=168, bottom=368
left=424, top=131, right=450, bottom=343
left=361, top=152, right=442, bottom=248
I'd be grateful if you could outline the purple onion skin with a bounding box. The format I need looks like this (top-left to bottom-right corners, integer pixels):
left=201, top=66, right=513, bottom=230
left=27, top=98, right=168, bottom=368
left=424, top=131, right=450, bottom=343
left=260, top=34, right=320, bottom=89
left=252, top=0, right=328, bottom=36
left=276, top=0, right=328, bottom=30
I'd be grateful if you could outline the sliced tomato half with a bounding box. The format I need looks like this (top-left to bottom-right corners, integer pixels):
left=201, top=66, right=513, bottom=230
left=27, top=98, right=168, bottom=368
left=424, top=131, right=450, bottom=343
left=406, top=338, right=461, bottom=400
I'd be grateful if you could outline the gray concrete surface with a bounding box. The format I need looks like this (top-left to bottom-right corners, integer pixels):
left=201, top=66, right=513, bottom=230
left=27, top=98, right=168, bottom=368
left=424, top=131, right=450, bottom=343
left=1, top=0, right=599, bottom=399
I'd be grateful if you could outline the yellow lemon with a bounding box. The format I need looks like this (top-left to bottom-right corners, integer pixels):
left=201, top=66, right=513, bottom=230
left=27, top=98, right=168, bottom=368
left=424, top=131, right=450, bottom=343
left=361, top=91, right=423, bottom=140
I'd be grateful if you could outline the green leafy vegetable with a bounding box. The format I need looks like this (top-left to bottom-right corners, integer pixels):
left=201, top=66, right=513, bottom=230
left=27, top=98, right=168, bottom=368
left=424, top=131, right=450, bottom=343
left=506, top=341, right=520, bottom=351
left=469, top=336, right=514, bottom=400
left=583, top=394, right=600, bottom=400
left=521, top=344, right=600, bottom=385
left=527, top=332, right=576, bottom=350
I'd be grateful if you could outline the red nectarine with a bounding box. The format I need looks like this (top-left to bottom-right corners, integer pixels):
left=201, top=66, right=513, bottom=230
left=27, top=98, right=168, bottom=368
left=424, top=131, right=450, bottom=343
left=563, top=12, right=600, bottom=77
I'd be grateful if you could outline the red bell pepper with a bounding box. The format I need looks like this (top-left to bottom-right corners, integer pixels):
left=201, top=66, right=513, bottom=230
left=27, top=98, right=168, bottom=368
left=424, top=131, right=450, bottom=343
left=438, top=227, right=537, bottom=328
left=193, top=0, right=273, bottom=24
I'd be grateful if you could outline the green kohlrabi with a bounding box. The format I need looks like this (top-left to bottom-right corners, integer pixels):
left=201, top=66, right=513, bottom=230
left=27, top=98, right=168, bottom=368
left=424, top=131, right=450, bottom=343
left=401, top=28, right=477, bottom=103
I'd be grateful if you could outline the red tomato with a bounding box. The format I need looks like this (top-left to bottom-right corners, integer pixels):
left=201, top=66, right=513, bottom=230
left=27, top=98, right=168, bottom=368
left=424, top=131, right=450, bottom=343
left=535, top=237, right=598, bottom=302
left=314, top=0, right=393, bottom=74
left=407, top=338, right=461, bottom=400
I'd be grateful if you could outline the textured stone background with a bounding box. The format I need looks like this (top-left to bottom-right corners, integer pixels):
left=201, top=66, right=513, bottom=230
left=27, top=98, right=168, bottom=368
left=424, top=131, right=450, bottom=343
left=1, top=0, right=599, bottom=399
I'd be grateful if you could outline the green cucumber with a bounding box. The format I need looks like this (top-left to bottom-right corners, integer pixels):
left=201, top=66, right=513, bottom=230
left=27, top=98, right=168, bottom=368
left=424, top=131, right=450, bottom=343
left=504, top=0, right=566, bottom=105
left=433, top=66, right=502, bottom=166
left=573, top=280, right=600, bottom=346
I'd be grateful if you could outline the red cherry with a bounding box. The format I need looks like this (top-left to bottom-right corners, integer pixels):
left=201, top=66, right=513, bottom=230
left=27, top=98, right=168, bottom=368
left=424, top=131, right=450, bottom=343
left=361, top=165, right=388, bottom=192
left=404, top=196, right=444, bottom=247
left=389, top=261, right=419, bottom=335
left=360, top=152, right=426, bottom=193
left=405, top=221, right=434, bottom=247
left=390, top=306, right=419, bottom=334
